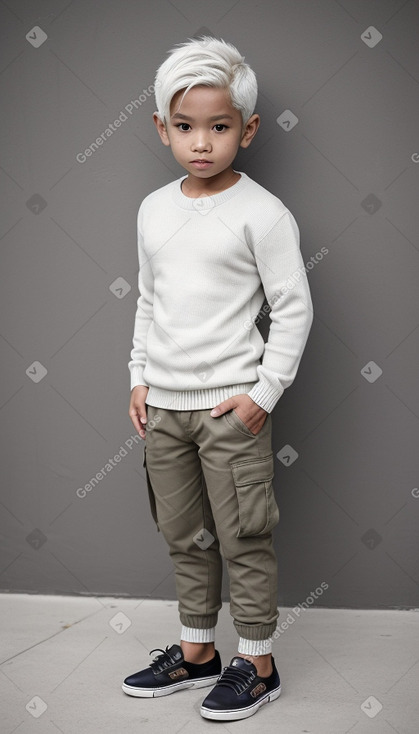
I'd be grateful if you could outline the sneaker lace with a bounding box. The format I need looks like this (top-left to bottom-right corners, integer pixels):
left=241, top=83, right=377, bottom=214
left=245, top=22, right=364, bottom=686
left=215, top=664, right=256, bottom=695
left=148, top=647, right=180, bottom=674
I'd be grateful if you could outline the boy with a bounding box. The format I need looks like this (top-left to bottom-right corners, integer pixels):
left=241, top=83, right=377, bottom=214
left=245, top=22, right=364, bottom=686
left=123, top=37, right=313, bottom=721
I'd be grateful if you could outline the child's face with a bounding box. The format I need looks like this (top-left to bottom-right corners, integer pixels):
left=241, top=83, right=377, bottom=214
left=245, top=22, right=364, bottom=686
left=154, top=85, right=258, bottom=182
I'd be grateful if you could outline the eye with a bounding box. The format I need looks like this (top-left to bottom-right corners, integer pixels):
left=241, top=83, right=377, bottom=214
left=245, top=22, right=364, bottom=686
left=213, top=124, right=228, bottom=132
left=176, top=123, right=191, bottom=131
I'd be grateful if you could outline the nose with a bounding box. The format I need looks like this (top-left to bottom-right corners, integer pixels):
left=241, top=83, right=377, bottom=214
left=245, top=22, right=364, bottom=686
left=191, top=130, right=212, bottom=153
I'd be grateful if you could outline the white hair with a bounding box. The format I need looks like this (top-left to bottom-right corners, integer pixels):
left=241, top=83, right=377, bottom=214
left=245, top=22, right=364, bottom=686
left=154, top=36, right=258, bottom=127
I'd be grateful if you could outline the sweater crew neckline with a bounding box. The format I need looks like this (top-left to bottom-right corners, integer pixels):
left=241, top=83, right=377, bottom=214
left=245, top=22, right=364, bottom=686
left=172, top=171, right=249, bottom=210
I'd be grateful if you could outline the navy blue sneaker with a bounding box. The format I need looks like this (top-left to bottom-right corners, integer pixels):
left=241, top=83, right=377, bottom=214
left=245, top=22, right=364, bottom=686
left=200, top=655, right=281, bottom=720
left=122, top=644, right=222, bottom=698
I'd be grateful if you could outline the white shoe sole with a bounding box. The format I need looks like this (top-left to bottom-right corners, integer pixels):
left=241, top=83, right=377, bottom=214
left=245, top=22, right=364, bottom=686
left=200, top=684, right=281, bottom=720
left=122, top=673, right=220, bottom=698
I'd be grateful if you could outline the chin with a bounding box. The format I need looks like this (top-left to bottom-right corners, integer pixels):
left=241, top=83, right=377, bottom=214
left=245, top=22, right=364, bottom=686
left=188, top=169, right=217, bottom=177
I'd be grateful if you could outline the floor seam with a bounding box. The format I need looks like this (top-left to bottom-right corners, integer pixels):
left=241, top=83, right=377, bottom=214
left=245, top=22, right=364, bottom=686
left=0, top=605, right=108, bottom=666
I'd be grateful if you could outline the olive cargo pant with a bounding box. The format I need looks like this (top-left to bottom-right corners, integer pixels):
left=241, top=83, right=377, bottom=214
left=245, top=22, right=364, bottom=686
left=142, top=404, right=280, bottom=642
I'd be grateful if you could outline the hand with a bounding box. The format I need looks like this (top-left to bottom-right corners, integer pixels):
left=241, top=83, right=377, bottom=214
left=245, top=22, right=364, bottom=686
left=129, top=385, right=149, bottom=439
left=210, top=394, right=268, bottom=435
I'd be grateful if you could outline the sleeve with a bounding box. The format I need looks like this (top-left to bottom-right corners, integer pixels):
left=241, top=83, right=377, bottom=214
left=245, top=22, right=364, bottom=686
left=128, top=206, right=154, bottom=390
left=247, top=210, right=314, bottom=413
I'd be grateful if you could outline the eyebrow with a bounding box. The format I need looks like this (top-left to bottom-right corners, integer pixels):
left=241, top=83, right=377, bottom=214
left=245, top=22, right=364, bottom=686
left=171, top=113, right=234, bottom=121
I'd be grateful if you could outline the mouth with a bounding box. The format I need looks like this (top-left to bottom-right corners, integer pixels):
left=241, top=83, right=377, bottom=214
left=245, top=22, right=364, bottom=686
left=190, top=159, right=213, bottom=168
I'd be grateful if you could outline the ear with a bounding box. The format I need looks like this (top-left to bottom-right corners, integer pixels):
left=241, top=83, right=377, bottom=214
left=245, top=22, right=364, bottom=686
left=239, top=113, right=260, bottom=149
left=153, top=112, right=171, bottom=146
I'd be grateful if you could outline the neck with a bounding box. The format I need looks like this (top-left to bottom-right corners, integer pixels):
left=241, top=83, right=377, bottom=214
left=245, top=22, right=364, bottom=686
left=181, top=168, right=240, bottom=198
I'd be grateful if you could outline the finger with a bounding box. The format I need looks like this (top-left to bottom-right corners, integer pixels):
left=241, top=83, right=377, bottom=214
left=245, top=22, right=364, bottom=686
left=129, top=410, right=143, bottom=436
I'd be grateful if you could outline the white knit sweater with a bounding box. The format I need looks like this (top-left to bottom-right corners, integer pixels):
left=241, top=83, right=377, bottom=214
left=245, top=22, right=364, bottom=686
left=128, top=171, right=313, bottom=413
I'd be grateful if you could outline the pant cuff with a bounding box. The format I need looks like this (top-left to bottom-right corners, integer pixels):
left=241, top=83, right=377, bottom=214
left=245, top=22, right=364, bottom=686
left=180, top=613, right=218, bottom=629
left=234, top=619, right=278, bottom=640
left=180, top=625, right=216, bottom=643
left=238, top=637, right=273, bottom=655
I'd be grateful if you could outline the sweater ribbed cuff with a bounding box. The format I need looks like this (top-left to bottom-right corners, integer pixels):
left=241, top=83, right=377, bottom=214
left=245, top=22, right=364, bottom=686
left=247, top=380, right=283, bottom=413
left=130, top=366, right=147, bottom=391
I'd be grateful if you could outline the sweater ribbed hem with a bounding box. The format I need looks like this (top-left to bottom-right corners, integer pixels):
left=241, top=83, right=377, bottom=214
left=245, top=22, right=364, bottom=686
left=180, top=626, right=216, bottom=643
left=145, top=382, right=258, bottom=411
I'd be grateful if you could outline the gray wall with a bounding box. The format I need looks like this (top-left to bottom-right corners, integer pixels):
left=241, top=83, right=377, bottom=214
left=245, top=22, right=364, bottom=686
left=1, top=0, right=418, bottom=610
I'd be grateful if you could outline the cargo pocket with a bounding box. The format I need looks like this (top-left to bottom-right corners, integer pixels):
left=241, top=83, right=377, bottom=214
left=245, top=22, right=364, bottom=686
left=230, top=453, right=279, bottom=538
left=142, top=445, right=159, bottom=531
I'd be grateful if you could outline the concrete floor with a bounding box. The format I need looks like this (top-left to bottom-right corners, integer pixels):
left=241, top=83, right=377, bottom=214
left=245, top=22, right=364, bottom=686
left=0, top=594, right=418, bottom=734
